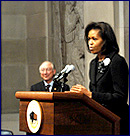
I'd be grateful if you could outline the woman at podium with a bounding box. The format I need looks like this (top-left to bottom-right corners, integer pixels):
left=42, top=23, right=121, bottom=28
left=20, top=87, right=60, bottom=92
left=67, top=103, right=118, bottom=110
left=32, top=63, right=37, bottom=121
left=71, top=22, right=129, bottom=135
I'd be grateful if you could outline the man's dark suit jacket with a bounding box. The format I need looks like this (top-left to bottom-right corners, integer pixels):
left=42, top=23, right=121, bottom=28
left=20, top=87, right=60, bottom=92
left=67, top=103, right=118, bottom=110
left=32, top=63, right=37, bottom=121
left=89, top=51, right=129, bottom=134
left=30, top=80, right=70, bottom=92
left=27, top=81, right=70, bottom=135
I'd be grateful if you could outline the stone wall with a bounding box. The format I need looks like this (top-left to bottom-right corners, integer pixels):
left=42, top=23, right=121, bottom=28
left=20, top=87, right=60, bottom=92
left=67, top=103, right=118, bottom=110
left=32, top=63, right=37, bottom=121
left=1, top=1, right=47, bottom=113
left=2, top=1, right=27, bottom=113
left=50, top=1, right=85, bottom=87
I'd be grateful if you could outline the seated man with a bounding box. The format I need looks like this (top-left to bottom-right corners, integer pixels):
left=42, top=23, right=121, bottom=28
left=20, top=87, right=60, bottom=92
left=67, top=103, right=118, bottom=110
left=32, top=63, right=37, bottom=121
left=30, top=61, right=70, bottom=92
left=27, top=61, right=70, bottom=135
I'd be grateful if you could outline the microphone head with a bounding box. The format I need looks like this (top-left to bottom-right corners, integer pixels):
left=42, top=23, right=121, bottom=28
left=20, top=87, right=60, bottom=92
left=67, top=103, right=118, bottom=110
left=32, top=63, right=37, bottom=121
left=53, top=64, right=70, bottom=80
left=60, top=65, right=70, bottom=73
left=70, top=65, right=75, bottom=71
left=66, top=65, right=75, bottom=73
left=53, top=64, right=75, bottom=81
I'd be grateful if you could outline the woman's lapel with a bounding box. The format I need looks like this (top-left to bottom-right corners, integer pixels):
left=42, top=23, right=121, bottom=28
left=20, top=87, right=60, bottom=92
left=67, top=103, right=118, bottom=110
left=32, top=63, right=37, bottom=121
left=90, top=59, right=97, bottom=85
left=96, top=69, right=108, bottom=82
left=96, top=51, right=116, bottom=83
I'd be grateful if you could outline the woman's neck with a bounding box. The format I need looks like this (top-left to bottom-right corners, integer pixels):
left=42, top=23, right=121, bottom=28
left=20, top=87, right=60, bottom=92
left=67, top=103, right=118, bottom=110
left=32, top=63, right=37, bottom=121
left=98, top=54, right=106, bottom=61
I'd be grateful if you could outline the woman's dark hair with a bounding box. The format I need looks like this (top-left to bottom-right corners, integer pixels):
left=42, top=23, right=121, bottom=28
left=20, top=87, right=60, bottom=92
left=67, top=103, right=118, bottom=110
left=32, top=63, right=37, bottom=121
left=84, top=22, right=119, bottom=54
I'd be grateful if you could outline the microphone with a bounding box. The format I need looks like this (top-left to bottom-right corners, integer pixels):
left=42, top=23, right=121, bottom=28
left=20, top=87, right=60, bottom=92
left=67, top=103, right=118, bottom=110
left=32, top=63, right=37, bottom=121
left=65, top=65, right=75, bottom=74
left=57, top=65, right=75, bottom=81
left=53, top=65, right=70, bottom=80
left=61, top=65, right=70, bottom=73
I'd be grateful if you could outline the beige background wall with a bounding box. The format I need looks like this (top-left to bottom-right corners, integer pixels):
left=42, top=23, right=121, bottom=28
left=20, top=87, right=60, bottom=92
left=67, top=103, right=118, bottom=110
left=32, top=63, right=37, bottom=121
left=1, top=1, right=129, bottom=113
left=2, top=1, right=47, bottom=113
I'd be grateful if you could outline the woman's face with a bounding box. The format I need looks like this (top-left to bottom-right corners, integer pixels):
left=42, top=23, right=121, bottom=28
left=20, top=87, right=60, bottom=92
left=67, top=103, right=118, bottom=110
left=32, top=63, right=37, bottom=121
left=87, top=29, right=105, bottom=54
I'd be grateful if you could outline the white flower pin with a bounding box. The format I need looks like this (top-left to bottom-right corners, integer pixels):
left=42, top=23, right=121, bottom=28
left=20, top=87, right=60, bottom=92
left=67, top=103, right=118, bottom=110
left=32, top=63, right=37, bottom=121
left=103, top=58, right=111, bottom=66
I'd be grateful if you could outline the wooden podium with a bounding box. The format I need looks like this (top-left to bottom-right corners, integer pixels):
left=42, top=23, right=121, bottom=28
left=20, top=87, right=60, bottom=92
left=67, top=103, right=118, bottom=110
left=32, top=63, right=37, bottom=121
left=15, top=91, right=120, bottom=135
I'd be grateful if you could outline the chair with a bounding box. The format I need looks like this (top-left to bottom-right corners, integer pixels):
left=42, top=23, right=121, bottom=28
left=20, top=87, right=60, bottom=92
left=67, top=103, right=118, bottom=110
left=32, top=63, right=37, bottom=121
left=1, top=129, right=13, bottom=135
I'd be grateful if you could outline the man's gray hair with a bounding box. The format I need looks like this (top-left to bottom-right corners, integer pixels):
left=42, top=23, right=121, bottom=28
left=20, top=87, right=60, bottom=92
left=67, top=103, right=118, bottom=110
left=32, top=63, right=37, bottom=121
left=39, top=61, right=55, bottom=73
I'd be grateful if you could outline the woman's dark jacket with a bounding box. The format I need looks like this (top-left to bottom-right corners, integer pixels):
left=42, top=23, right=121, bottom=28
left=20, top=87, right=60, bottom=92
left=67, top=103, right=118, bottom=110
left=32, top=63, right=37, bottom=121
left=89, top=51, right=129, bottom=118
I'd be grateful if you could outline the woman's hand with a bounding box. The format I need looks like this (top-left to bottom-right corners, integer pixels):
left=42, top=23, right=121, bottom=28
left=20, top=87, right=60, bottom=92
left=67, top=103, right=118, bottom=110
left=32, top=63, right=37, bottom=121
left=70, top=84, right=92, bottom=98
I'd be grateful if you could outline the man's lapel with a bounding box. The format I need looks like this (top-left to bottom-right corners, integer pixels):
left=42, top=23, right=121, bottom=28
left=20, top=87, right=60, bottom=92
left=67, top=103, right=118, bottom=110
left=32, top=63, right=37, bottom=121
left=42, top=81, right=46, bottom=91
left=52, top=81, right=61, bottom=92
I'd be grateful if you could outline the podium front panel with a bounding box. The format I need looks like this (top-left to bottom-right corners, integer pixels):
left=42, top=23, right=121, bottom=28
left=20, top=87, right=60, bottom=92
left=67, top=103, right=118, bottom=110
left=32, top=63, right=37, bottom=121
left=19, top=100, right=54, bottom=135
left=54, top=100, right=113, bottom=135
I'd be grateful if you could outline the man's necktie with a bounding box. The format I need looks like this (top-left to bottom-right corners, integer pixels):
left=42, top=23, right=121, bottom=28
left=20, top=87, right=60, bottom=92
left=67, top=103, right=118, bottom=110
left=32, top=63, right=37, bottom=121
left=46, top=85, right=50, bottom=92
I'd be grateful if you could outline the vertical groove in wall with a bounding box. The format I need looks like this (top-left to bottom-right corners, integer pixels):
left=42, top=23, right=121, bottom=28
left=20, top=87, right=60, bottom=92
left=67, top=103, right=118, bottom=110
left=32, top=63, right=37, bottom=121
left=45, top=1, right=49, bottom=60
left=119, top=1, right=124, bottom=56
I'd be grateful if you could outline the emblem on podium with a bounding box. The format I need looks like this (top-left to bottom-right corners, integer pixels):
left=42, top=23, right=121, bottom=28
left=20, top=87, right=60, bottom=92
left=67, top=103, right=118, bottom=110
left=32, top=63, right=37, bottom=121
left=27, top=100, right=42, bottom=133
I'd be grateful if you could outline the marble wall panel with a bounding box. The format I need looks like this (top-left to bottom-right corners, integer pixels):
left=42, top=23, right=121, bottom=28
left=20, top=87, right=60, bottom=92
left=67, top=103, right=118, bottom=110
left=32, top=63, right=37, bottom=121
left=2, top=1, right=27, bottom=15
left=124, top=1, right=129, bottom=28
left=47, top=2, right=54, bottom=38
left=2, top=40, right=26, bottom=64
left=2, top=1, right=46, bottom=15
left=27, top=37, right=46, bottom=65
left=47, top=37, right=54, bottom=62
left=27, top=65, right=42, bottom=90
left=2, top=15, right=27, bottom=40
left=124, top=1, right=129, bottom=66
left=84, top=1, right=114, bottom=27
left=25, top=1, right=46, bottom=15
left=27, top=13, right=46, bottom=38
left=124, top=28, right=129, bottom=65
left=2, top=90, right=19, bottom=113
left=2, top=65, right=26, bottom=89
